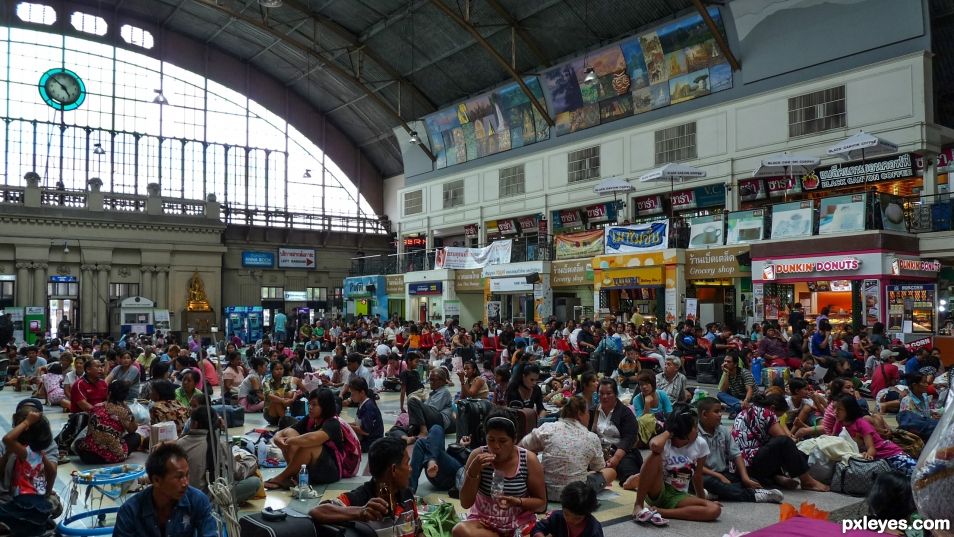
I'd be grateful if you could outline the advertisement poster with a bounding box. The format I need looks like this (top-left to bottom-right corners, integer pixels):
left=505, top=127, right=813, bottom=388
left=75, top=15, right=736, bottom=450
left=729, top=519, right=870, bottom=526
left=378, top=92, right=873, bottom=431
left=153, top=310, right=171, bottom=331
left=687, top=214, right=724, bottom=248
left=486, top=301, right=502, bottom=323
left=753, top=283, right=764, bottom=324
left=771, top=201, right=814, bottom=239
left=685, top=298, right=698, bottom=322
left=604, top=221, right=669, bottom=254
left=818, top=194, right=867, bottom=235
left=444, top=300, right=461, bottom=317
left=878, top=193, right=906, bottom=232
left=435, top=239, right=512, bottom=269
left=862, top=279, right=881, bottom=327
left=886, top=284, right=936, bottom=333
left=726, top=209, right=765, bottom=244
left=764, top=296, right=780, bottom=320
left=554, top=229, right=605, bottom=259
left=665, top=288, right=678, bottom=324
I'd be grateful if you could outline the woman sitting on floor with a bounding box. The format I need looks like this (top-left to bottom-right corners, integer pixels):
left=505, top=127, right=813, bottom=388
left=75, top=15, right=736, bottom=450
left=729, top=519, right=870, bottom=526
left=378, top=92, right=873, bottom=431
left=453, top=412, right=547, bottom=537
left=262, top=360, right=301, bottom=427
left=632, top=370, right=673, bottom=448
left=74, top=380, right=141, bottom=463
left=266, top=388, right=348, bottom=490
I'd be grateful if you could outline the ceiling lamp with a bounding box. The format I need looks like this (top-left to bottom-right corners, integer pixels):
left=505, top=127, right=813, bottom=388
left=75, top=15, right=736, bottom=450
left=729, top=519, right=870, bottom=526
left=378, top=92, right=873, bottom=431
left=408, top=131, right=421, bottom=144
left=303, top=169, right=312, bottom=179
left=152, top=88, right=169, bottom=105
left=583, top=67, right=597, bottom=83
left=93, top=143, right=106, bottom=155
left=259, top=0, right=283, bottom=7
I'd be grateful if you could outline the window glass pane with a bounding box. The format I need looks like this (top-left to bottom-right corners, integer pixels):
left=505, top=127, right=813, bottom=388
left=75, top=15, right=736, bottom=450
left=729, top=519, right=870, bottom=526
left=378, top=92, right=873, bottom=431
left=70, top=12, right=108, bottom=36
left=17, top=3, right=57, bottom=25
left=120, top=25, right=154, bottom=49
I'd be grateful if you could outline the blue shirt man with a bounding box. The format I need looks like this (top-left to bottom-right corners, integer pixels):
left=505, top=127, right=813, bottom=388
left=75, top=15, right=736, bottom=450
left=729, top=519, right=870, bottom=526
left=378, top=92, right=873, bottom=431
left=273, top=311, right=288, bottom=342
left=114, top=444, right=217, bottom=537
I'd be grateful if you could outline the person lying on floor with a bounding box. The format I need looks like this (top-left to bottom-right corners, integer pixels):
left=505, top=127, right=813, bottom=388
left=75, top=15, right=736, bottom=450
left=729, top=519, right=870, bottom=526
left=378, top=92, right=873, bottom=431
left=632, top=403, right=722, bottom=527
left=265, top=388, right=346, bottom=490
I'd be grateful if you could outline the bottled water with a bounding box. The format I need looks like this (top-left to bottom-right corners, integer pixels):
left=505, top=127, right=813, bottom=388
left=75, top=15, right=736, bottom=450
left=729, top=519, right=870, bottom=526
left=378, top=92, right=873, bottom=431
left=298, top=464, right=309, bottom=499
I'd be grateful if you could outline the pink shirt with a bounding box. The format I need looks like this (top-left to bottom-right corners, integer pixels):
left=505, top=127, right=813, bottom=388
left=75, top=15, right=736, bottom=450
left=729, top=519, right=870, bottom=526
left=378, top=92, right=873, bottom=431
left=832, top=418, right=903, bottom=459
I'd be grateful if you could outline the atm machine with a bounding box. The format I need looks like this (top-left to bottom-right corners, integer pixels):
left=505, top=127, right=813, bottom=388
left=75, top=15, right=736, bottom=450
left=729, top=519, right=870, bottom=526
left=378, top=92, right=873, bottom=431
left=246, top=306, right=264, bottom=344
left=223, top=306, right=248, bottom=343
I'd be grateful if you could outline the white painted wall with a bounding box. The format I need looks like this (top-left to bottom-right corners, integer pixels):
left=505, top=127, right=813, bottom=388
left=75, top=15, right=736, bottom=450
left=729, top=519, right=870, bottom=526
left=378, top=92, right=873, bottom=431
left=396, top=53, right=933, bottom=237
left=382, top=174, right=405, bottom=223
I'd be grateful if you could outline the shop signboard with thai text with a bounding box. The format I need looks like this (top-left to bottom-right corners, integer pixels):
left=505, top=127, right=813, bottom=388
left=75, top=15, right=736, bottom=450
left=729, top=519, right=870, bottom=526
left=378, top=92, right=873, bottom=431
left=454, top=269, right=484, bottom=292
left=686, top=246, right=751, bottom=279
left=670, top=189, right=696, bottom=211
left=551, top=259, right=594, bottom=287
left=814, top=153, right=914, bottom=190
left=278, top=248, right=315, bottom=268
left=634, top=195, right=664, bottom=216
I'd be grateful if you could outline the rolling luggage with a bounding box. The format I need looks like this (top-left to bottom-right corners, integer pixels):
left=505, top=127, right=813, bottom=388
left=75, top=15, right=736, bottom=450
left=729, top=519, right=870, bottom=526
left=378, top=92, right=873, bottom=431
left=695, top=356, right=720, bottom=385
left=213, top=404, right=245, bottom=428
left=239, top=511, right=318, bottom=537
left=503, top=405, right=538, bottom=443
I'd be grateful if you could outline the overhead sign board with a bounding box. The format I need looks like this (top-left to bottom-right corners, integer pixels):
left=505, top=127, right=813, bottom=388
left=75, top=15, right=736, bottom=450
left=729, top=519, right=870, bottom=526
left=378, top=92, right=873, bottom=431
left=278, top=248, right=316, bottom=269
left=242, top=251, right=275, bottom=268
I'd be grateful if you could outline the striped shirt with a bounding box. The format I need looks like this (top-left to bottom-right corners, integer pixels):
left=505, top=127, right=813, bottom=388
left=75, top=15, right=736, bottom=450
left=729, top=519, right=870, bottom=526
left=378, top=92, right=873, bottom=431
left=477, top=447, right=529, bottom=498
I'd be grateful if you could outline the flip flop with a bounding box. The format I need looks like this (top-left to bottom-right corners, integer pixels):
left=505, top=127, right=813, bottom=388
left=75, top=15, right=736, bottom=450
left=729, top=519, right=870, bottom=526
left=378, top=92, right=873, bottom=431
left=264, top=478, right=292, bottom=490
left=633, top=507, right=655, bottom=524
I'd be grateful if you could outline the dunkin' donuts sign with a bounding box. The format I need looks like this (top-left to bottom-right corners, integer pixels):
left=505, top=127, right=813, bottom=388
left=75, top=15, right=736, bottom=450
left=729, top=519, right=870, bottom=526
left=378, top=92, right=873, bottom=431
left=762, top=257, right=860, bottom=280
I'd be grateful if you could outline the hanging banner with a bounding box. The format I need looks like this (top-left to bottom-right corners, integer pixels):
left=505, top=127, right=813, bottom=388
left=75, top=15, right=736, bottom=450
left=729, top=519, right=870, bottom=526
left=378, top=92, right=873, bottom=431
left=554, top=229, right=605, bottom=259
left=687, top=214, right=724, bottom=248
left=738, top=179, right=766, bottom=202
left=517, top=215, right=539, bottom=232
left=604, top=221, right=669, bottom=254
left=464, top=224, right=479, bottom=237
left=685, top=298, right=698, bottom=323
left=435, top=240, right=513, bottom=269
left=862, top=279, right=881, bottom=327
left=496, top=219, right=519, bottom=235
left=766, top=176, right=801, bottom=197
left=555, top=209, right=583, bottom=228
left=585, top=203, right=610, bottom=224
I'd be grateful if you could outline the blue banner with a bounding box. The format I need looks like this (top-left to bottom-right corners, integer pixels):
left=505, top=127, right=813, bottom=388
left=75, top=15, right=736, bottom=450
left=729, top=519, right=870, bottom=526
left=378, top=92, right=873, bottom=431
left=604, top=221, right=669, bottom=253
left=242, top=251, right=274, bottom=268
left=409, top=282, right=443, bottom=295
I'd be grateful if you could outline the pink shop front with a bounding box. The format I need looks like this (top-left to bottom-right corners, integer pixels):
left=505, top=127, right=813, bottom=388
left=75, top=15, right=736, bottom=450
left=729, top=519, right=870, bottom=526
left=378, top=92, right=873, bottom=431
left=749, top=239, right=941, bottom=341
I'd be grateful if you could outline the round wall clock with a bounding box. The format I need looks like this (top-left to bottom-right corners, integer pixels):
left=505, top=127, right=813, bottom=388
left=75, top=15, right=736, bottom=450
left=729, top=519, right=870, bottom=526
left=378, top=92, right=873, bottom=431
left=38, top=68, right=87, bottom=111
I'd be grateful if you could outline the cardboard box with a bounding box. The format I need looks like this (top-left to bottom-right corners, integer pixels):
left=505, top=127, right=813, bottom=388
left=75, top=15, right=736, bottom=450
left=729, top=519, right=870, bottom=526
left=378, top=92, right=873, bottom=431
left=150, top=421, right=178, bottom=451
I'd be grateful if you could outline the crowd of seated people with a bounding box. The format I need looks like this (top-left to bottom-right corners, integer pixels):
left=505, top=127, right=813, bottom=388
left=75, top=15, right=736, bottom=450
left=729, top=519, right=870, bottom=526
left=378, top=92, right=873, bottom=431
left=0, top=310, right=947, bottom=536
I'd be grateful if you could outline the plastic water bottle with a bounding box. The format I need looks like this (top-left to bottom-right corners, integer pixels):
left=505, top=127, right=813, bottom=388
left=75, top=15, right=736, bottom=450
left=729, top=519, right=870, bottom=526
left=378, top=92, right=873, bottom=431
left=298, top=464, right=309, bottom=499
left=257, top=443, right=266, bottom=467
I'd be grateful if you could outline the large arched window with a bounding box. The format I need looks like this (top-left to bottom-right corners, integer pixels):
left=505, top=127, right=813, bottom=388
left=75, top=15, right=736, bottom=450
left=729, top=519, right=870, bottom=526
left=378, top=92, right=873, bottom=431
left=0, top=22, right=378, bottom=226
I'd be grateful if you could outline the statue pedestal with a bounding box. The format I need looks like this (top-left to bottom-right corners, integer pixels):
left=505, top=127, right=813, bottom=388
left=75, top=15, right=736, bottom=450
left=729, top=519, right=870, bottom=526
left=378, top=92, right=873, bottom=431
left=181, top=310, right=216, bottom=344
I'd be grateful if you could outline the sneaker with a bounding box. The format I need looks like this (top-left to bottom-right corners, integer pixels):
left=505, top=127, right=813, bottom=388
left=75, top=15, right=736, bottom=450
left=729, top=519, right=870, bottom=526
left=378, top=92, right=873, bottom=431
left=754, top=488, right=784, bottom=503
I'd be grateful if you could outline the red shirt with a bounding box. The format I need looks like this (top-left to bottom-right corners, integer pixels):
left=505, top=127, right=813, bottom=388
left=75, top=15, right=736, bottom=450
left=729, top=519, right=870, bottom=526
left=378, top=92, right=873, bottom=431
left=70, top=376, right=108, bottom=413
left=870, top=362, right=900, bottom=397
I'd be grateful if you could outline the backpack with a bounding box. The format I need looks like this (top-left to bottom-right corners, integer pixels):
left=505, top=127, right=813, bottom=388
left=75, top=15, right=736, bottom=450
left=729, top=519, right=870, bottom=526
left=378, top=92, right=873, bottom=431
left=56, top=411, right=90, bottom=455
left=324, top=417, right=361, bottom=479
left=831, top=456, right=891, bottom=496
left=887, top=428, right=925, bottom=459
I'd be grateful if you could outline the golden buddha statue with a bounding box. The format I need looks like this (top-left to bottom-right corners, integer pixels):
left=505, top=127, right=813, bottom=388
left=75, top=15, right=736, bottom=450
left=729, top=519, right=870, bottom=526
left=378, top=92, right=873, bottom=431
left=186, top=271, right=212, bottom=312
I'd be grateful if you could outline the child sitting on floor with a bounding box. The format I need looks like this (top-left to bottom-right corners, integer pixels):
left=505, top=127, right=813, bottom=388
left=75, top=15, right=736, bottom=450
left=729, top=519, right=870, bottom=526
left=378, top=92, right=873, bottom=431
left=832, top=395, right=918, bottom=477
left=0, top=406, right=56, bottom=536
left=36, top=363, right=70, bottom=410
left=532, top=480, right=604, bottom=537
left=632, top=403, right=722, bottom=526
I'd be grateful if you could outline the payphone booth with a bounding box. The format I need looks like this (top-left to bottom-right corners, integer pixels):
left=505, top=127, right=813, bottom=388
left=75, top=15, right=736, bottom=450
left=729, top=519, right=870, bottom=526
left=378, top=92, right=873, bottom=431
left=246, top=306, right=264, bottom=344
left=224, top=306, right=248, bottom=344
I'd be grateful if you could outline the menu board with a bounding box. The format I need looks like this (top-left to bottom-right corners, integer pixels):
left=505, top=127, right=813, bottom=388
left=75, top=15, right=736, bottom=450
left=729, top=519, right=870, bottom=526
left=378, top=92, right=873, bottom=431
left=886, top=284, right=936, bottom=333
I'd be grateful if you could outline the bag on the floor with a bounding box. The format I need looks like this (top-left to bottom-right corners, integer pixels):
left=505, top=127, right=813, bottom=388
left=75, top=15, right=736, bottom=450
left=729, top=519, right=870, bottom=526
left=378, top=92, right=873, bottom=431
left=830, top=456, right=891, bottom=496
left=213, top=404, right=245, bottom=427
left=503, top=405, right=538, bottom=443
left=232, top=446, right=259, bottom=480
left=761, top=366, right=790, bottom=388
left=324, top=417, right=361, bottom=479
left=290, top=397, right=308, bottom=417
left=446, top=443, right=472, bottom=466
left=239, top=512, right=318, bottom=537
left=240, top=428, right=276, bottom=461
left=898, top=410, right=938, bottom=440
left=695, top=356, right=720, bottom=385
left=55, top=411, right=90, bottom=455
left=456, top=398, right=492, bottom=447
left=887, top=428, right=924, bottom=459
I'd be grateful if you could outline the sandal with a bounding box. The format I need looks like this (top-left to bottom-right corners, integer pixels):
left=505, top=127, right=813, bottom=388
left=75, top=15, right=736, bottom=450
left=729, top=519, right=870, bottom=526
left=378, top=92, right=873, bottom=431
left=648, top=511, right=669, bottom=527
left=634, top=507, right=655, bottom=524
left=264, top=478, right=292, bottom=490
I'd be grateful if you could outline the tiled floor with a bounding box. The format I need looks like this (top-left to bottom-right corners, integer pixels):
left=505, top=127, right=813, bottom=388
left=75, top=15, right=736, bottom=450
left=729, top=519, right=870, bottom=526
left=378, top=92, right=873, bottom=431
left=0, top=356, right=877, bottom=536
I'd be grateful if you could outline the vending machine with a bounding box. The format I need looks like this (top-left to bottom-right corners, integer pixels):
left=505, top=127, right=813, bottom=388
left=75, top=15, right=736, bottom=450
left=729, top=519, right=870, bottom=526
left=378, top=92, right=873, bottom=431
left=246, top=306, right=264, bottom=344
left=224, top=306, right=248, bottom=343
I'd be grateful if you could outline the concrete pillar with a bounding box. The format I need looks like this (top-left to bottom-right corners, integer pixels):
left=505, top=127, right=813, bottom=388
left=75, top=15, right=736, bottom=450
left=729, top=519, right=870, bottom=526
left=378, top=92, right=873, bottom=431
left=33, top=263, right=47, bottom=306
left=156, top=268, right=168, bottom=309
left=146, top=183, right=161, bottom=216
left=142, top=267, right=154, bottom=300
left=96, top=265, right=110, bottom=334
left=81, top=265, right=94, bottom=333
left=15, top=262, right=30, bottom=306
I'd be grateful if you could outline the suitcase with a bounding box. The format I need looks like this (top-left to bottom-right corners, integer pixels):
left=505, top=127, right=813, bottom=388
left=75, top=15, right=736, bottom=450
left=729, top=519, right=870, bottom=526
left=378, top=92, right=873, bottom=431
left=503, top=406, right=538, bottom=443
left=456, top=398, right=492, bottom=447
left=213, top=404, right=245, bottom=428
left=695, top=356, right=720, bottom=385
left=239, top=511, right=318, bottom=537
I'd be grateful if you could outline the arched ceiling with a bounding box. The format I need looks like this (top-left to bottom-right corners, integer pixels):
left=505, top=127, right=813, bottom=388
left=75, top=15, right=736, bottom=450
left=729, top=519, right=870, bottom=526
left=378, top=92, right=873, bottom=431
left=66, top=0, right=702, bottom=178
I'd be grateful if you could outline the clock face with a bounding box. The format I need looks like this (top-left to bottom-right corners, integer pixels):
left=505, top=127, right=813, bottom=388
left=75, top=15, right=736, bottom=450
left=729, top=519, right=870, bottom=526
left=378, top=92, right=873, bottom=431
left=38, top=68, right=86, bottom=111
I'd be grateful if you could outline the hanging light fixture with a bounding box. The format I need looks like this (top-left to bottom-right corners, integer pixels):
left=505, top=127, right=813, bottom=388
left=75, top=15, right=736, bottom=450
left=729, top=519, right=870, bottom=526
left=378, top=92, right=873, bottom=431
left=583, top=67, right=597, bottom=83
left=93, top=143, right=105, bottom=155
left=408, top=131, right=421, bottom=144
left=303, top=169, right=312, bottom=179
left=259, top=0, right=283, bottom=7
left=152, top=88, right=169, bottom=105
